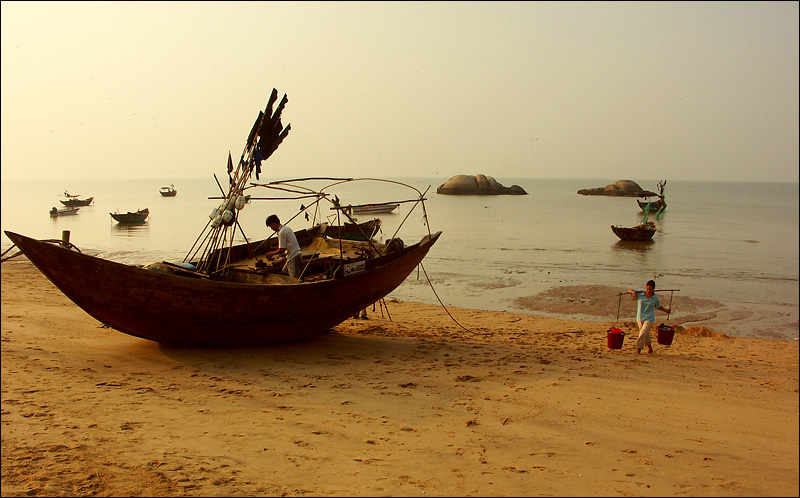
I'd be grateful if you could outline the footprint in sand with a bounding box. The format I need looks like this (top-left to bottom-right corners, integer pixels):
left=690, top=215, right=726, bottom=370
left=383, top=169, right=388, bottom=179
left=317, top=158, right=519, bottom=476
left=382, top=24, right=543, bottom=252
left=502, top=466, right=529, bottom=473
left=120, top=421, right=143, bottom=431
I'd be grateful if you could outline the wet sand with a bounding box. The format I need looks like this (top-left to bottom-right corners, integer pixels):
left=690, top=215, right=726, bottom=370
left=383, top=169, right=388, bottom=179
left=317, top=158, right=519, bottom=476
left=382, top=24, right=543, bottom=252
left=2, top=258, right=798, bottom=496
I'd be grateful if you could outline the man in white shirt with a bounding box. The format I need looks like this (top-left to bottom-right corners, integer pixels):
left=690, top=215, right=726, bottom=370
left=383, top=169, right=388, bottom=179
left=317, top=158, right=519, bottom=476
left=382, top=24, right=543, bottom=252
left=265, top=214, right=303, bottom=279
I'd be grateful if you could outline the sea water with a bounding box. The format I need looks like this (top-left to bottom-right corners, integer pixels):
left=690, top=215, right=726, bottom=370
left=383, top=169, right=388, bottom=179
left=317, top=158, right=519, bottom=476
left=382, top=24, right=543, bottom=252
left=2, top=177, right=797, bottom=340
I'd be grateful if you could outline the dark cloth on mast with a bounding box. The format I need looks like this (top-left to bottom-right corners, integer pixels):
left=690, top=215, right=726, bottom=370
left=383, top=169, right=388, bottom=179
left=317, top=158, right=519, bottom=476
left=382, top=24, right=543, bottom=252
left=247, top=111, right=264, bottom=150
left=254, top=147, right=263, bottom=179
left=251, top=156, right=260, bottom=180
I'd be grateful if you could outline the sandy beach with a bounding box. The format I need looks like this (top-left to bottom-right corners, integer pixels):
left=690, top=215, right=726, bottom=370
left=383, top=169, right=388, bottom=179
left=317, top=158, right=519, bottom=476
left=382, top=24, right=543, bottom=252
left=2, top=258, right=798, bottom=497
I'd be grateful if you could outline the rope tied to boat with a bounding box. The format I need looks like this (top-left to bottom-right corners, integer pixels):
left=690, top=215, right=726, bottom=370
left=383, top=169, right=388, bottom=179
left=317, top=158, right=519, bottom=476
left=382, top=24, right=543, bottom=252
left=2, top=233, right=82, bottom=264
left=418, top=263, right=472, bottom=333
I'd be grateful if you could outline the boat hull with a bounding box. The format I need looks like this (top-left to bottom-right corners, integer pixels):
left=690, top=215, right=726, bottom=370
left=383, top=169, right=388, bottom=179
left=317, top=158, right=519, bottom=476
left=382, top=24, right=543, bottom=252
left=5, top=230, right=441, bottom=347
left=110, top=209, right=149, bottom=223
left=50, top=207, right=80, bottom=216
left=350, top=203, right=398, bottom=215
left=611, top=225, right=656, bottom=241
left=60, top=197, right=94, bottom=207
left=637, top=199, right=665, bottom=212
left=324, top=219, right=381, bottom=241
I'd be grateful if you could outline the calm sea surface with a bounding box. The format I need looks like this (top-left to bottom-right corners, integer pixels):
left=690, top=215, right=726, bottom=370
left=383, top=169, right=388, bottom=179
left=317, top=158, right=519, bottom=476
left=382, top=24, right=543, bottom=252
left=2, top=177, right=798, bottom=340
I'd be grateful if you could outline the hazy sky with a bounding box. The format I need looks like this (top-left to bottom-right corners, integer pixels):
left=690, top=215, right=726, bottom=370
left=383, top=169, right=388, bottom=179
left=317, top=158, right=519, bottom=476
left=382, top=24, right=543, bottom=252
left=2, top=1, right=798, bottom=183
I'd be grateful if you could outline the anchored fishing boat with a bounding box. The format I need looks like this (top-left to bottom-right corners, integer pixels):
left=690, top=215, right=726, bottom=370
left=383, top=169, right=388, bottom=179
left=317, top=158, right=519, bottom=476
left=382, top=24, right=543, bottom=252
left=5, top=88, right=440, bottom=347
left=348, top=202, right=399, bottom=215
left=611, top=221, right=656, bottom=241
left=638, top=179, right=667, bottom=217
left=159, top=184, right=177, bottom=197
left=110, top=208, right=149, bottom=224
left=637, top=195, right=665, bottom=212
left=49, top=206, right=80, bottom=217
left=60, top=191, right=94, bottom=207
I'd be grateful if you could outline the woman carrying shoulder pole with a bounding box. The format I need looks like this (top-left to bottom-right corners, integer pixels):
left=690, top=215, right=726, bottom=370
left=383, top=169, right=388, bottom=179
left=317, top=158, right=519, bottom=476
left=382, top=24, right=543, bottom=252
left=627, top=280, right=671, bottom=354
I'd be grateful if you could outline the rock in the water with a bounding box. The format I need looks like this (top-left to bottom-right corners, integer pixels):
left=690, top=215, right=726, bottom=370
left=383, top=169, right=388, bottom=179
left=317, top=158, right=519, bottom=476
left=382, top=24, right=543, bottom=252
left=437, top=174, right=527, bottom=195
left=577, top=180, right=656, bottom=197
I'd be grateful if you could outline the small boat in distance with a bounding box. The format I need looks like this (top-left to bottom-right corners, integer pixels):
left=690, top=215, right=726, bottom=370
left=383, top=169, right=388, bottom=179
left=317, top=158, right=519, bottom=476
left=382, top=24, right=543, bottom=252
left=159, top=184, right=177, bottom=197
left=110, top=208, right=149, bottom=224
left=50, top=206, right=80, bottom=217
left=638, top=179, right=667, bottom=214
left=349, top=202, right=399, bottom=215
left=324, top=218, right=382, bottom=241
left=60, top=191, right=94, bottom=207
left=611, top=221, right=656, bottom=241
left=637, top=195, right=666, bottom=212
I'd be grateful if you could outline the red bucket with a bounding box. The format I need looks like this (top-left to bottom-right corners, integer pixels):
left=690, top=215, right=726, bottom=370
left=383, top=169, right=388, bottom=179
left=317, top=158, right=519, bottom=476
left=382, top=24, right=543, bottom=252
left=607, top=327, right=624, bottom=349
left=657, top=324, right=675, bottom=345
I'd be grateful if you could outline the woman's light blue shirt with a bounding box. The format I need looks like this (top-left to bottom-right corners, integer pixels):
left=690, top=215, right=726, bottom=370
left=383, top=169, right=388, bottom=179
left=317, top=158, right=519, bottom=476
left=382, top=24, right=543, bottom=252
left=634, top=290, right=660, bottom=323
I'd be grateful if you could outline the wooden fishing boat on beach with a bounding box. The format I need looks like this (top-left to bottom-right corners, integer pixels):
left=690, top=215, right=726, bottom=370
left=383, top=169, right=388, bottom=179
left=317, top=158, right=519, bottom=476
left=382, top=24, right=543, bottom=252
left=110, top=208, right=149, bottom=224
left=5, top=227, right=439, bottom=347
left=60, top=191, right=94, bottom=207
left=5, top=88, right=440, bottom=347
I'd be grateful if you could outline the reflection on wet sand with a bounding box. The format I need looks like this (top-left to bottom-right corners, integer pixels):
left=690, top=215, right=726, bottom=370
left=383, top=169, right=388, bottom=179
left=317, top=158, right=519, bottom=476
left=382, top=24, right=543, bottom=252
left=111, top=222, right=149, bottom=237
left=612, top=239, right=654, bottom=252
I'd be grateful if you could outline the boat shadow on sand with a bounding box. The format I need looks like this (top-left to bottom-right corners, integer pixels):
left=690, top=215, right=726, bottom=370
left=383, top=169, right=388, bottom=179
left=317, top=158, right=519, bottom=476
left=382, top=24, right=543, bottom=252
left=155, top=331, right=410, bottom=372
